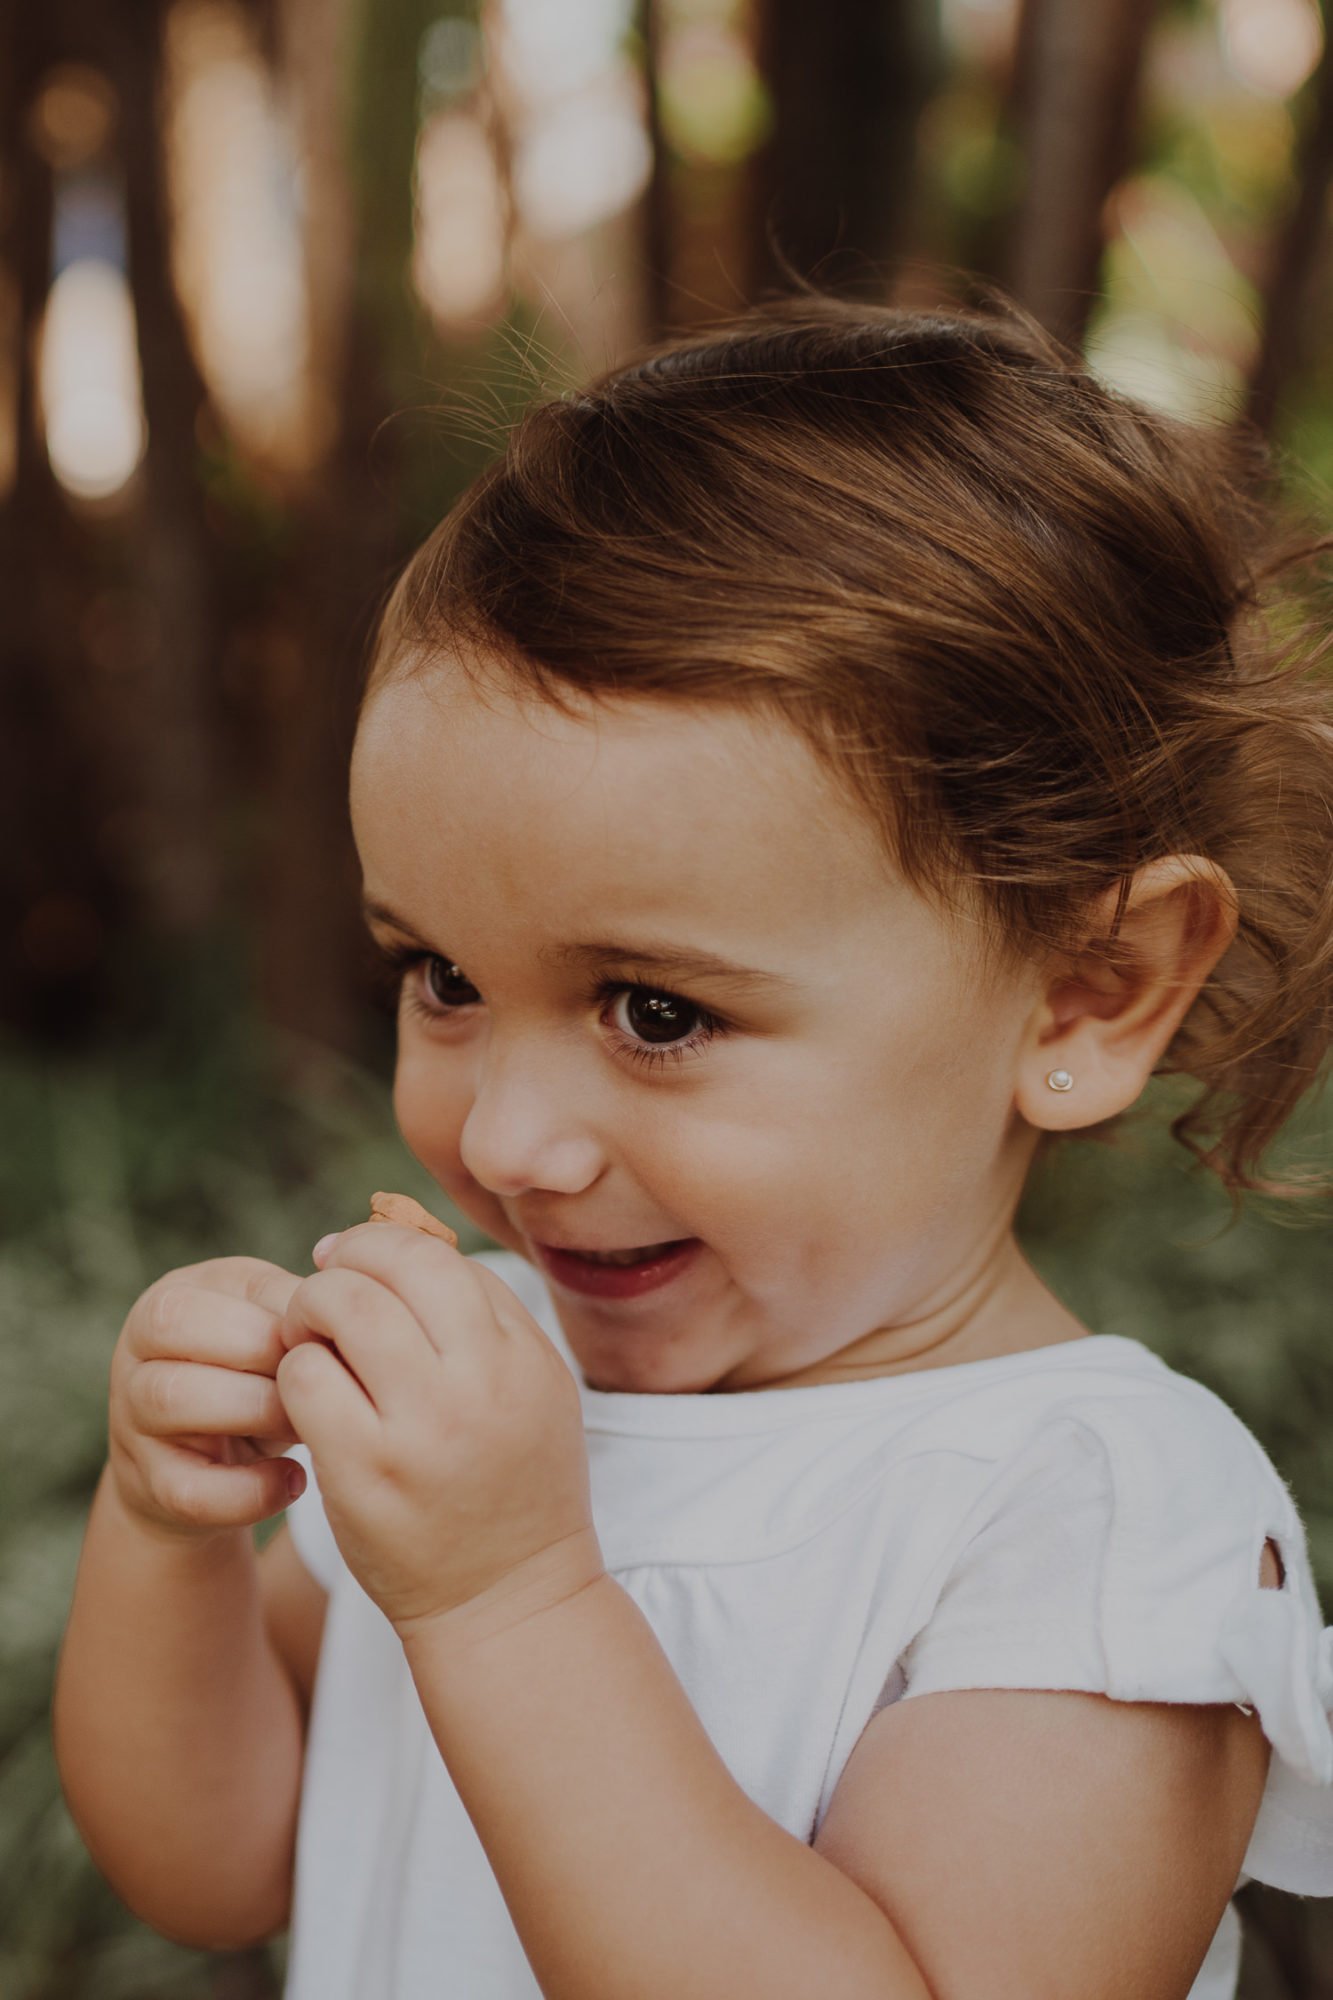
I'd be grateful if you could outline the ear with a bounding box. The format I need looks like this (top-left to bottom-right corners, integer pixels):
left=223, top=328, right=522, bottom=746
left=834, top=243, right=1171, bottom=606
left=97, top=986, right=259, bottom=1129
left=1015, top=856, right=1240, bottom=1132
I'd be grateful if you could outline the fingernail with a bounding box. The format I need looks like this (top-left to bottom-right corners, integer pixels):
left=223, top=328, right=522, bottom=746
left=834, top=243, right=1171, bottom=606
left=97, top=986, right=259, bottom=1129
left=286, top=1464, right=306, bottom=1502
left=312, top=1233, right=340, bottom=1265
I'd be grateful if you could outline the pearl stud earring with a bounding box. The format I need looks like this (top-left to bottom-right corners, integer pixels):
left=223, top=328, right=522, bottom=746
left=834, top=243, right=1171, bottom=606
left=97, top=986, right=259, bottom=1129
left=1046, top=1069, right=1074, bottom=1092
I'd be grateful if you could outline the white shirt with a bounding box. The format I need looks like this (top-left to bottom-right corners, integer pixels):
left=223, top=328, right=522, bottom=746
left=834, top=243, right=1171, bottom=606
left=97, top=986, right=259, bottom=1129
left=282, top=1250, right=1333, bottom=2000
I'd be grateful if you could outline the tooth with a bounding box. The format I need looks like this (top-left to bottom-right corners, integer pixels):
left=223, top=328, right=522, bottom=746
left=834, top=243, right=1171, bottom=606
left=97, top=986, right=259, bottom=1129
left=584, top=1243, right=673, bottom=1265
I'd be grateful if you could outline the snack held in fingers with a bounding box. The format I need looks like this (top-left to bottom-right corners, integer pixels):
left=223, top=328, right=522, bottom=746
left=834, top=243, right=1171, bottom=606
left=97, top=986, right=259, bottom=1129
left=367, top=1191, right=458, bottom=1244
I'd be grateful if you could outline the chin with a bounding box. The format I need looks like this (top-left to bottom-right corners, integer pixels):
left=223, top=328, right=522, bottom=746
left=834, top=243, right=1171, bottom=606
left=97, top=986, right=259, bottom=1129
left=566, top=1333, right=725, bottom=1397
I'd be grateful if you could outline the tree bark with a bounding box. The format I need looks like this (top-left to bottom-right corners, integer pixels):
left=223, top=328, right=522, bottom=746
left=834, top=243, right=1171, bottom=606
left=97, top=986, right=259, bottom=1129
left=1245, top=26, right=1333, bottom=436
left=1003, top=0, right=1158, bottom=349
left=746, top=0, right=941, bottom=301
left=0, top=2, right=127, bottom=1041
left=252, top=0, right=412, bottom=1076
left=637, top=0, right=674, bottom=341
left=104, top=0, right=229, bottom=939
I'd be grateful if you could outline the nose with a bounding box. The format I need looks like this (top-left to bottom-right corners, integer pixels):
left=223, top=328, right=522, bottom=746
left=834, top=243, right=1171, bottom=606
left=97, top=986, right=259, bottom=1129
left=457, top=1027, right=606, bottom=1198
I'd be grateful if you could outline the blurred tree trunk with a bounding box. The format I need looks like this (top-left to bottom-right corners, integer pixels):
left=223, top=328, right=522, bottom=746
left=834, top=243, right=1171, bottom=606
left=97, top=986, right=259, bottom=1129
left=1002, top=0, right=1157, bottom=349
left=255, top=0, right=390, bottom=1073
left=103, top=0, right=228, bottom=939
left=1245, top=25, right=1333, bottom=436
left=746, top=0, right=940, bottom=299
left=0, top=5, right=125, bottom=1040
left=637, top=0, right=674, bottom=341
left=258, top=0, right=459, bottom=1076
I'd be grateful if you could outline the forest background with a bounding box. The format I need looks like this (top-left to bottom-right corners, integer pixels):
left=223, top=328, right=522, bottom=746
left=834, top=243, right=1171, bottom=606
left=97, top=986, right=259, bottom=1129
left=6, top=0, right=1333, bottom=1993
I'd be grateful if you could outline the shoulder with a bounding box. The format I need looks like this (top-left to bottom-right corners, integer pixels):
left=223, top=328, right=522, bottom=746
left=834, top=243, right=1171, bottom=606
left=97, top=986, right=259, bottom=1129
left=891, top=1346, right=1297, bottom=1589
left=953, top=1358, right=1307, bottom=1642
left=844, top=1353, right=1333, bottom=1926
left=1032, top=1367, right=1306, bottom=1679
left=894, top=1351, right=1333, bottom=1787
left=946, top=1349, right=1300, bottom=1589
left=1056, top=1360, right=1296, bottom=1535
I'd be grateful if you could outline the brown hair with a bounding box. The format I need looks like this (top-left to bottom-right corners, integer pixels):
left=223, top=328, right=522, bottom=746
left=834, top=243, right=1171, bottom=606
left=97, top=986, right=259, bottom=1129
left=366, top=286, right=1333, bottom=1209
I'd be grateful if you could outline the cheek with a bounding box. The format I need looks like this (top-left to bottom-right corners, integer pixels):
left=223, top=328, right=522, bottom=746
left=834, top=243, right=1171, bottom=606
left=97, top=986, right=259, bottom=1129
left=856, top=967, right=999, bottom=1117
left=842, top=998, right=1021, bottom=1221
left=795, top=1002, right=992, bottom=1212
left=393, top=1047, right=468, bottom=1174
left=655, top=1089, right=821, bottom=1269
left=393, top=1047, right=521, bottom=1246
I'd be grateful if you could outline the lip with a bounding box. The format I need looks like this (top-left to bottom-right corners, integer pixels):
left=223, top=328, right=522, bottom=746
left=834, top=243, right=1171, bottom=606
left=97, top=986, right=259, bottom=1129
left=533, top=1239, right=702, bottom=1299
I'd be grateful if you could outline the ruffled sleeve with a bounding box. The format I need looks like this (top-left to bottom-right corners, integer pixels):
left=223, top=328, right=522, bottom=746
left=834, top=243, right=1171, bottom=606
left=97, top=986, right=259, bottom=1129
left=896, top=1382, right=1333, bottom=1897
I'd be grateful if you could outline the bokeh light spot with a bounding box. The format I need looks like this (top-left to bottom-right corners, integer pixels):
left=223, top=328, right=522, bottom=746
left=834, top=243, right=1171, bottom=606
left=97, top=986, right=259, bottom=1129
left=39, top=260, right=147, bottom=501
left=1220, top=0, right=1322, bottom=100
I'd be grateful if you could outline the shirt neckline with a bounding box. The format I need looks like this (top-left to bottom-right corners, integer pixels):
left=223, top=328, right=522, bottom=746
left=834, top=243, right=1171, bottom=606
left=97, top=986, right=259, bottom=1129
left=574, top=1332, right=1164, bottom=1435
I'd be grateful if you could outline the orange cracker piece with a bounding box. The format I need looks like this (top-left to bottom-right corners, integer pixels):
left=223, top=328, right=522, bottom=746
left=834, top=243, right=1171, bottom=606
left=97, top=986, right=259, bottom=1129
left=367, top=1191, right=458, bottom=1246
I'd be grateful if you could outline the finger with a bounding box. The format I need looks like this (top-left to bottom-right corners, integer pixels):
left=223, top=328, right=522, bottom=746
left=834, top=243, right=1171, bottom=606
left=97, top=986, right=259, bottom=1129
left=130, top=1360, right=293, bottom=1440
left=145, top=1441, right=306, bottom=1530
left=276, top=1340, right=381, bottom=1459
left=246, top=1430, right=303, bottom=1458
left=464, top=1257, right=552, bottom=1342
left=278, top=1268, right=430, bottom=1413
left=173, top=1429, right=298, bottom=1465
left=133, top=1283, right=292, bottom=1375
left=314, top=1224, right=490, bottom=1357
left=163, top=1257, right=304, bottom=1322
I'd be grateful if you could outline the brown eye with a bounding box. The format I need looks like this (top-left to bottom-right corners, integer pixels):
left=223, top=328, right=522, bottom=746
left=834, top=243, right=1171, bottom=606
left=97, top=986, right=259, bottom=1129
left=619, top=988, right=700, bottom=1046
left=424, top=958, right=480, bottom=1008
left=601, top=980, right=725, bottom=1072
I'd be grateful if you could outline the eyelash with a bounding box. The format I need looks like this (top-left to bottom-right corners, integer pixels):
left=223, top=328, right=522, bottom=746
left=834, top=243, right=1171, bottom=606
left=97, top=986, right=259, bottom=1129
left=366, top=941, right=728, bottom=1072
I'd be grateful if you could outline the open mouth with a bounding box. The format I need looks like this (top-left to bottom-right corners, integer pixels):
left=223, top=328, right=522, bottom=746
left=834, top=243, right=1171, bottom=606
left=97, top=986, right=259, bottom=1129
left=533, top=1238, right=702, bottom=1298
left=568, top=1241, right=684, bottom=1266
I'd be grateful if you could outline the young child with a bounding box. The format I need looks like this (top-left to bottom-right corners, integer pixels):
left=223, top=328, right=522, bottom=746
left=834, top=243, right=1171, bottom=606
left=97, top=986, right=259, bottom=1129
left=55, top=289, right=1333, bottom=2000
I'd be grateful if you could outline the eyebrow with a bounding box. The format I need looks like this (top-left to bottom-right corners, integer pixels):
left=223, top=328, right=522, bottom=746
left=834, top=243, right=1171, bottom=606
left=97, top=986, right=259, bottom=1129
left=360, top=898, right=799, bottom=996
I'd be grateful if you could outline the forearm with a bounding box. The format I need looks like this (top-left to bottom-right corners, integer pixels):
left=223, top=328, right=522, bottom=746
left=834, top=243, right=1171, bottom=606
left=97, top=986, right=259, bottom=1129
left=402, top=1572, right=931, bottom=2000
left=52, top=1463, right=304, bottom=1948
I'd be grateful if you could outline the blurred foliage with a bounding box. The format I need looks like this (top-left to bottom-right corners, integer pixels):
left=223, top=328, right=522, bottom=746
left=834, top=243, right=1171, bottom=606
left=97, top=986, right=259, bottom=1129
left=0, top=984, right=492, bottom=1999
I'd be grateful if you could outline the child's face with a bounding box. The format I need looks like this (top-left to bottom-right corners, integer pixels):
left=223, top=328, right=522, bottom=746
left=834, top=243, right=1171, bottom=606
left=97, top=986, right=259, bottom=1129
left=351, top=661, right=1061, bottom=1393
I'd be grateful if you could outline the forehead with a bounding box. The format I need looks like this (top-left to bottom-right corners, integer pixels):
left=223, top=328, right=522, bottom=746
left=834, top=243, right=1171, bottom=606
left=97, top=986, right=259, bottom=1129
left=350, top=663, right=939, bottom=965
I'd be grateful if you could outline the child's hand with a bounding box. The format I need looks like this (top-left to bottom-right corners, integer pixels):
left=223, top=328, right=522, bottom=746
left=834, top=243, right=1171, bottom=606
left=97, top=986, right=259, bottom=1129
left=107, top=1258, right=306, bottom=1543
left=274, top=1226, right=602, bottom=1640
